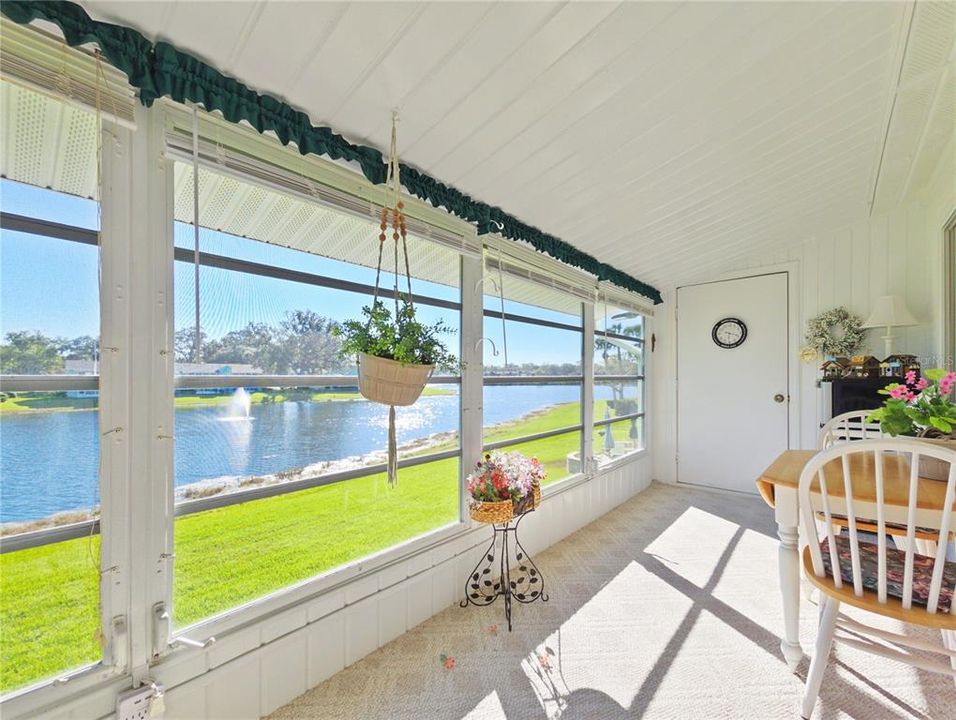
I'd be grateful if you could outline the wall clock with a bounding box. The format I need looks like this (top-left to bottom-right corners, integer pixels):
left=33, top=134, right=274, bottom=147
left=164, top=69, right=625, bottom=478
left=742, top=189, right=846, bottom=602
left=712, top=317, right=747, bottom=349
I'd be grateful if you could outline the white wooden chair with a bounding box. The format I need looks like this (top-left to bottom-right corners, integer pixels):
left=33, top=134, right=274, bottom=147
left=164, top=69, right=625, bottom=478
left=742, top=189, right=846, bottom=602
left=818, top=412, right=940, bottom=556
left=818, top=409, right=886, bottom=449
left=798, top=439, right=956, bottom=719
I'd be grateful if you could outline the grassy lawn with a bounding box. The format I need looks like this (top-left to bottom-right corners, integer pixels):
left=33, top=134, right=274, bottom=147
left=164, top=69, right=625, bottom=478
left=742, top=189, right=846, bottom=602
left=0, top=536, right=101, bottom=693
left=0, top=397, right=639, bottom=692
left=0, top=394, right=98, bottom=413
left=0, top=387, right=454, bottom=414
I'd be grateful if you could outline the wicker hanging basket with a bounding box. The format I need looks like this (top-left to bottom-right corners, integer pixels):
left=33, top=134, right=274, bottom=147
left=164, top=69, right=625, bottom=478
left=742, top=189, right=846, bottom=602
left=357, top=352, right=434, bottom=407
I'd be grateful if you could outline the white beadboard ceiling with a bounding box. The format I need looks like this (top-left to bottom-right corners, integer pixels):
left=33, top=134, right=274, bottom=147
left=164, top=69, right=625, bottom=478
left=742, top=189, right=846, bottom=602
left=63, top=1, right=956, bottom=290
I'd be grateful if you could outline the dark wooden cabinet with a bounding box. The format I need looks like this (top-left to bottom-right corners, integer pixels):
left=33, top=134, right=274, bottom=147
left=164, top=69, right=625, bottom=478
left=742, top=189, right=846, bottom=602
left=822, top=376, right=901, bottom=419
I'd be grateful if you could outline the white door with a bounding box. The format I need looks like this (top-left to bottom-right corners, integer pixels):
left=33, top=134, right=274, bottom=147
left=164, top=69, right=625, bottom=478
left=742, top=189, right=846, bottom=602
left=677, top=273, right=789, bottom=494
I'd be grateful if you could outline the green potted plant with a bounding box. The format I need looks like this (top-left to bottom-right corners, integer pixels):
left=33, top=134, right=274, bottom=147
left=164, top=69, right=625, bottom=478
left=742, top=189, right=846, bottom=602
left=335, top=297, right=458, bottom=406
left=867, top=369, right=956, bottom=479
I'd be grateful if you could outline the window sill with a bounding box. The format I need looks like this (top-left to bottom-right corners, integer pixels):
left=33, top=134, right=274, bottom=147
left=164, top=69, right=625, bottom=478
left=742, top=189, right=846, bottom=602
left=0, top=662, right=125, bottom=717
left=596, top=447, right=649, bottom=474
left=538, top=448, right=649, bottom=501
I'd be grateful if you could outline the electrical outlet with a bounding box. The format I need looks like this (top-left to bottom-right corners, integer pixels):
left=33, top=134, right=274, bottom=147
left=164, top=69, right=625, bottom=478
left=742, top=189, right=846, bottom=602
left=116, top=685, right=157, bottom=720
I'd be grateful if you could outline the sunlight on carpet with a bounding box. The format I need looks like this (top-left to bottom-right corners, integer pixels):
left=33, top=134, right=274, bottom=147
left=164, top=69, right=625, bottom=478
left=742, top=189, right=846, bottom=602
left=266, top=483, right=955, bottom=720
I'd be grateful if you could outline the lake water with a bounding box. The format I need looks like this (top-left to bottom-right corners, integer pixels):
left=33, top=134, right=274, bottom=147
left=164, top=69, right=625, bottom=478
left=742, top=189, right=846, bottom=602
left=0, top=384, right=619, bottom=523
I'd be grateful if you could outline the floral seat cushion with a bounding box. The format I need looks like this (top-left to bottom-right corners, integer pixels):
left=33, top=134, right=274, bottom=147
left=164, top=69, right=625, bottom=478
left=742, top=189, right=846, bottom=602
left=820, top=535, right=956, bottom=613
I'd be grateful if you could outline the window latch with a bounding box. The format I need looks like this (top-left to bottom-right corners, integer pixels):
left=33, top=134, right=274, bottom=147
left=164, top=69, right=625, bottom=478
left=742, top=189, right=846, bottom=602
left=111, top=614, right=128, bottom=672
left=152, top=602, right=216, bottom=657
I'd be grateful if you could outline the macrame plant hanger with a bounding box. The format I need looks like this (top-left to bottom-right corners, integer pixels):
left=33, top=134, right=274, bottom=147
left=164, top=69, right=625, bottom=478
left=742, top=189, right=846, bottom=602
left=367, top=112, right=417, bottom=488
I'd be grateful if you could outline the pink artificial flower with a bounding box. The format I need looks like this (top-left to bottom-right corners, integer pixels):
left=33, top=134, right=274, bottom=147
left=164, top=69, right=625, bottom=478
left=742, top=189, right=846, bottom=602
left=888, top=385, right=908, bottom=400
left=905, top=370, right=917, bottom=385
left=915, top=378, right=929, bottom=390
left=940, top=372, right=956, bottom=396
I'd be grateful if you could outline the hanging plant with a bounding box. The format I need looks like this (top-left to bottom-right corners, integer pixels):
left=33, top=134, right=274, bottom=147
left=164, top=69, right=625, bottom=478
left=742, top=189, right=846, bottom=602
left=805, top=307, right=865, bottom=358
left=333, top=113, right=458, bottom=486
left=336, top=299, right=457, bottom=371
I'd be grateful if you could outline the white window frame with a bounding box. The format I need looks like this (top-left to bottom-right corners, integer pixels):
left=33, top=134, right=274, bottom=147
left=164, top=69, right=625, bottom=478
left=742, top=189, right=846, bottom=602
left=150, top=103, right=478, bottom=650
left=0, top=89, right=655, bottom=716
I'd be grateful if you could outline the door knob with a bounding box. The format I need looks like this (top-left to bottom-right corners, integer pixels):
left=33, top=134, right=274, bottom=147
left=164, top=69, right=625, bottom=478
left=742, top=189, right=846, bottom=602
left=773, top=393, right=786, bottom=403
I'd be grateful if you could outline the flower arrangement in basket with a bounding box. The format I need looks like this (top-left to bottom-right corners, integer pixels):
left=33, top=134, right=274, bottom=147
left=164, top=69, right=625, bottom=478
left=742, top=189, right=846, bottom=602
left=467, top=451, right=545, bottom=524
left=867, top=369, right=956, bottom=479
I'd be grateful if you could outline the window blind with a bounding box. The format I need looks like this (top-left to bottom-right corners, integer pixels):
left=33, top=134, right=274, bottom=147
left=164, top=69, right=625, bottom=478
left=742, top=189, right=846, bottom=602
left=165, top=129, right=480, bottom=261
left=598, top=281, right=656, bottom=318
left=484, top=235, right=655, bottom=317
left=0, top=17, right=135, bottom=127
left=483, top=234, right=597, bottom=305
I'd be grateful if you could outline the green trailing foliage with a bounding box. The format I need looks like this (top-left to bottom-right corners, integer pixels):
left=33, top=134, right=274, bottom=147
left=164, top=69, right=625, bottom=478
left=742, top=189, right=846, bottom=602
left=334, top=298, right=459, bottom=370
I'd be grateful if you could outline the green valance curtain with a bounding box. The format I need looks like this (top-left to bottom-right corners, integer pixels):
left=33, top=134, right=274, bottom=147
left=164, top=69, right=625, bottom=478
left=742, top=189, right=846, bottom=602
left=2, top=0, right=662, bottom=304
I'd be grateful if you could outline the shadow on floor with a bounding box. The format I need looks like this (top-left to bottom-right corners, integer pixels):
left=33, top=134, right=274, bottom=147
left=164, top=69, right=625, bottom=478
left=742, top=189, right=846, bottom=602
left=268, top=482, right=953, bottom=720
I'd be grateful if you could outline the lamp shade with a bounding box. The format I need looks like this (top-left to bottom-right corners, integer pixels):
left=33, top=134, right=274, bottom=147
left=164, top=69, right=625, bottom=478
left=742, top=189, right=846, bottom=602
left=862, top=295, right=919, bottom=328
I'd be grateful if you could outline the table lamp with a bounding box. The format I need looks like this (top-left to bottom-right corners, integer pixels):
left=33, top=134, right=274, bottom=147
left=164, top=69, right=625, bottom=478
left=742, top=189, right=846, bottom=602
left=862, top=295, right=918, bottom=357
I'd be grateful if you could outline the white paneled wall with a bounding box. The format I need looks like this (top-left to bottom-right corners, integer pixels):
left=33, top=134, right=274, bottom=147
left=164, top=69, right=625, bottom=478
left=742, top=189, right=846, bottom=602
left=36, top=456, right=652, bottom=720
left=654, top=141, right=955, bottom=483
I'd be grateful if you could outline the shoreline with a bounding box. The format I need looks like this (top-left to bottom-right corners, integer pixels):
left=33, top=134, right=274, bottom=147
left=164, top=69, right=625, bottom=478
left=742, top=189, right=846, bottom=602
left=0, top=387, right=456, bottom=415
left=1, top=401, right=572, bottom=535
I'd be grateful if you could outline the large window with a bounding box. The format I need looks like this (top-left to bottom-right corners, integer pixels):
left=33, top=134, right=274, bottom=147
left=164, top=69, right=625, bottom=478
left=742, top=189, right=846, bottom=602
left=171, top=165, right=463, bottom=628
left=0, top=75, right=652, bottom=705
left=0, top=180, right=102, bottom=693
left=482, top=272, right=584, bottom=485
left=593, top=302, right=645, bottom=464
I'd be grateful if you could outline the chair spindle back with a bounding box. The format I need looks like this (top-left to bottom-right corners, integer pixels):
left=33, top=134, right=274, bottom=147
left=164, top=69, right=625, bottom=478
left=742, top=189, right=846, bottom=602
left=798, top=439, right=956, bottom=615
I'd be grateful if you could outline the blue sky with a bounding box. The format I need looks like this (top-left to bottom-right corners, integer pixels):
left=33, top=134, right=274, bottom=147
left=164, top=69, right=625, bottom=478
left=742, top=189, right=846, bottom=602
left=1, top=180, right=585, bottom=366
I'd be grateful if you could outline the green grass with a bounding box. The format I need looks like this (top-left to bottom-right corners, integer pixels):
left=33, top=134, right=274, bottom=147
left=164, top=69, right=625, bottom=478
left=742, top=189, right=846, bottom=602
left=0, top=394, right=98, bottom=413
left=0, top=387, right=455, bottom=415
left=172, top=458, right=461, bottom=626
left=0, top=536, right=101, bottom=693
left=0, top=399, right=635, bottom=692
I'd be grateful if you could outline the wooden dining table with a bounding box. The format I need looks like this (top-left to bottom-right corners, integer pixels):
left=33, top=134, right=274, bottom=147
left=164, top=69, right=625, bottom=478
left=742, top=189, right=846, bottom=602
left=756, top=448, right=955, bottom=671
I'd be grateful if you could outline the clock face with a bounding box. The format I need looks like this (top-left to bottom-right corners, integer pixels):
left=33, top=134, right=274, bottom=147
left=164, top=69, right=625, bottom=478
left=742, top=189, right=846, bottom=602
left=712, top=317, right=747, bottom=349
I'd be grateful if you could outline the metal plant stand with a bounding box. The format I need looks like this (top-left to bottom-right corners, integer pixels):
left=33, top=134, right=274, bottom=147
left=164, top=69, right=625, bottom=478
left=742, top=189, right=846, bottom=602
left=459, top=512, right=548, bottom=631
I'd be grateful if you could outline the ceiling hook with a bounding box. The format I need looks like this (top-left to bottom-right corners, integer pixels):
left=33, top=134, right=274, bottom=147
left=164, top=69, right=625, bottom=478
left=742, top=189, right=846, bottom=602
left=474, top=337, right=499, bottom=357
left=473, top=276, right=500, bottom=295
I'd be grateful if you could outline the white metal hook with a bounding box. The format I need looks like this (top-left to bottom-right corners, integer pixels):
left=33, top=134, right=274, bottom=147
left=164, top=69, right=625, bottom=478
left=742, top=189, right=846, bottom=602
left=474, top=337, right=499, bottom=356
left=473, top=276, right=500, bottom=295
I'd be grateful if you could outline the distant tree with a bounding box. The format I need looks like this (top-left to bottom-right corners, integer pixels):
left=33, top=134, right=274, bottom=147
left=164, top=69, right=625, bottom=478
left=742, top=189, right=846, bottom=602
left=192, top=312, right=346, bottom=374
left=205, top=322, right=277, bottom=370
left=174, top=327, right=210, bottom=363
left=275, top=310, right=346, bottom=375
left=0, top=331, right=65, bottom=374
left=61, top=335, right=99, bottom=360
left=594, top=318, right=643, bottom=408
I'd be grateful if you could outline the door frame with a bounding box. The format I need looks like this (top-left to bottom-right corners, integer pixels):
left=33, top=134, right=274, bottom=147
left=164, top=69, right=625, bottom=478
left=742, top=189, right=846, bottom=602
left=675, top=263, right=802, bottom=489
left=940, top=208, right=956, bottom=371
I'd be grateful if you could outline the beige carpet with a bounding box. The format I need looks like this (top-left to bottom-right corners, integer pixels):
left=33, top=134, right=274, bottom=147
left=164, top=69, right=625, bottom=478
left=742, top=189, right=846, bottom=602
left=267, top=483, right=956, bottom=720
